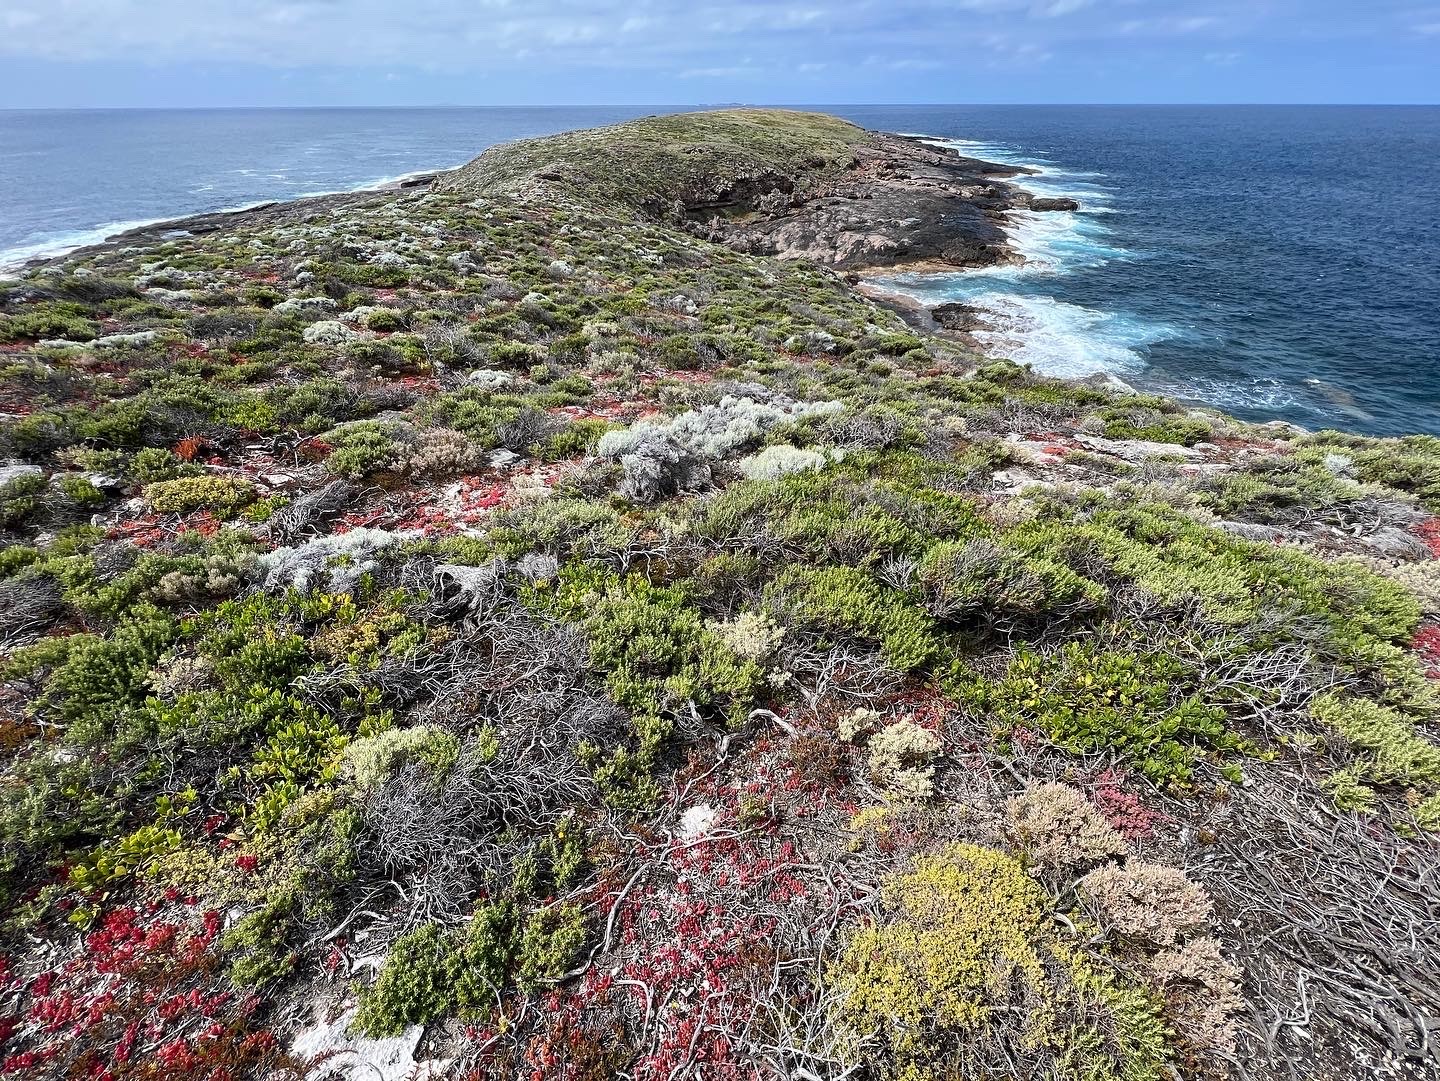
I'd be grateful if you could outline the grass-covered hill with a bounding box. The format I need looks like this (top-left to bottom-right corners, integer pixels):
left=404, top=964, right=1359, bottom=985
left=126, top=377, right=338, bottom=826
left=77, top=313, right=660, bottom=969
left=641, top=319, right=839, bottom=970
left=0, top=109, right=1437, bottom=1081
left=439, top=108, right=872, bottom=212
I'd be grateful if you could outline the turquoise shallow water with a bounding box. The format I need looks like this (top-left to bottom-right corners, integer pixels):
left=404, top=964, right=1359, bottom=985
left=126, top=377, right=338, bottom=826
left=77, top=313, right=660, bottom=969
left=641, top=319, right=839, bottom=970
left=2, top=104, right=1436, bottom=435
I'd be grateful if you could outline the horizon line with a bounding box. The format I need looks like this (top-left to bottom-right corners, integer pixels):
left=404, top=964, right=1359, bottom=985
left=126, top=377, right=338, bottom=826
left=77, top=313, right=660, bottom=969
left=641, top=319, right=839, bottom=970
left=3, top=101, right=1440, bottom=112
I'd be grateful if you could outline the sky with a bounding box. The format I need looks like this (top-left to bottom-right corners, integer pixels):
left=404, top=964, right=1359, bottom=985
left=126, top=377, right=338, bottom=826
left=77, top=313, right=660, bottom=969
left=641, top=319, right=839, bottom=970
left=0, top=1, right=1437, bottom=108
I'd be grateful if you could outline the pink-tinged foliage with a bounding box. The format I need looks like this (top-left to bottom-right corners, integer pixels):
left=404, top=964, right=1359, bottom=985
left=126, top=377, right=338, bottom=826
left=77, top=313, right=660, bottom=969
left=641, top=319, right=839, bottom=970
left=0, top=904, right=301, bottom=1080
left=1415, top=626, right=1440, bottom=679
left=1089, top=768, right=1172, bottom=841
left=1418, top=518, right=1440, bottom=559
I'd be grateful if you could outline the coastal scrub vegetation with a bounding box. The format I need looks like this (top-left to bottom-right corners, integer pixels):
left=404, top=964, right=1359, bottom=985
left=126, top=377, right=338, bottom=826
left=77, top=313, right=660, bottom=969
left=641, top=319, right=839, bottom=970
left=0, top=109, right=1437, bottom=1081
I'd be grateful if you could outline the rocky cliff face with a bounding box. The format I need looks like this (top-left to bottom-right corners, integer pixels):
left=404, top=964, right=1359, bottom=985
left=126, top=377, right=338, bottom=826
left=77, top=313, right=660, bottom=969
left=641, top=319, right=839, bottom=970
left=708, top=132, right=1027, bottom=270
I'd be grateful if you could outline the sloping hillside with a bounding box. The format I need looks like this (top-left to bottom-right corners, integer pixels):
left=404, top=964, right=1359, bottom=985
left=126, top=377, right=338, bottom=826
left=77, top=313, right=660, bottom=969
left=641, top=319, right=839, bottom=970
left=0, top=109, right=1437, bottom=1081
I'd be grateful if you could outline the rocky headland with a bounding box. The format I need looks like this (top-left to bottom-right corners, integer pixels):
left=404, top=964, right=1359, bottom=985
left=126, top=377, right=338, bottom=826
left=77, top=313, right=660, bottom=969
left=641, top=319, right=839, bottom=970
left=0, top=110, right=1438, bottom=1081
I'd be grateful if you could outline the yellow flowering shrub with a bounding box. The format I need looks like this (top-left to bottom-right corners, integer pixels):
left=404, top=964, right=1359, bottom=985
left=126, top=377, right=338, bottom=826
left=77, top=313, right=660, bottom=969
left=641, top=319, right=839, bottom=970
left=828, top=843, right=1170, bottom=1081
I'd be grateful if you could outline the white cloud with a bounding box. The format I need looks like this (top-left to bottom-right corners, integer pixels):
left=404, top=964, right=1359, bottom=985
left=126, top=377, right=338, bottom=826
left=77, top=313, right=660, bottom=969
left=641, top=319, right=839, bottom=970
left=1034, top=0, right=1092, bottom=17
left=0, top=0, right=1421, bottom=78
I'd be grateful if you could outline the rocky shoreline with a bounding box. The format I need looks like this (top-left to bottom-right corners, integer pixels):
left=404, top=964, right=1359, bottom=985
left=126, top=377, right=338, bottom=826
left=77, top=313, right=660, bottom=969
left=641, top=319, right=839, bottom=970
left=697, top=130, right=1056, bottom=271
left=12, top=170, right=454, bottom=278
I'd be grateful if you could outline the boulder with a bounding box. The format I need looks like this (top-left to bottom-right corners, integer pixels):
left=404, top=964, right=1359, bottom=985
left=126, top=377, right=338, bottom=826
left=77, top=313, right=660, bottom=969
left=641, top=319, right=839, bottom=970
left=0, top=462, right=44, bottom=489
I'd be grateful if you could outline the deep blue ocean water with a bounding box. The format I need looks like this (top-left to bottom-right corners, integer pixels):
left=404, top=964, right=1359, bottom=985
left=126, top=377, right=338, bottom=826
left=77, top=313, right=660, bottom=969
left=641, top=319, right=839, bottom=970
left=1, top=105, right=1436, bottom=436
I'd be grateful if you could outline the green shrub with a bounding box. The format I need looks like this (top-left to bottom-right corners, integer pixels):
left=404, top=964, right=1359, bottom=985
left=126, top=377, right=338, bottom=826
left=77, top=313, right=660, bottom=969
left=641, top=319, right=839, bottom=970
left=44, top=606, right=180, bottom=745
left=129, top=447, right=190, bottom=484
left=354, top=899, right=550, bottom=1037
left=957, top=639, right=1231, bottom=785
left=0, top=471, right=48, bottom=527
left=364, top=308, right=404, bottom=332
left=516, top=904, right=587, bottom=989
left=538, top=565, right=764, bottom=803
left=1311, top=693, right=1440, bottom=790
left=1098, top=401, right=1212, bottom=446
left=57, top=474, right=105, bottom=509
left=143, top=476, right=256, bottom=516
left=0, top=301, right=100, bottom=343
left=1299, top=432, right=1440, bottom=512
left=353, top=922, right=458, bottom=1036
left=0, top=544, right=38, bottom=578
left=919, top=538, right=1104, bottom=622
left=764, top=564, right=940, bottom=670
left=541, top=418, right=615, bottom=460
left=321, top=421, right=399, bottom=478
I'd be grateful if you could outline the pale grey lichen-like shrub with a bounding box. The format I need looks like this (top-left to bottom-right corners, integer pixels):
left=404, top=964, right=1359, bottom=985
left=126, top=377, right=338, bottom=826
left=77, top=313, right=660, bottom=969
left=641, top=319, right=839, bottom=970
left=467, top=368, right=515, bottom=388
left=598, top=395, right=842, bottom=502
left=514, top=552, right=560, bottom=583
left=390, top=426, right=480, bottom=479
left=867, top=717, right=942, bottom=800
left=665, top=395, right=842, bottom=460
left=1078, top=860, right=1213, bottom=947
left=782, top=328, right=839, bottom=354
left=838, top=707, right=879, bottom=743
left=153, top=553, right=255, bottom=605
left=346, top=725, right=460, bottom=790
left=272, top=296, right=338, bottom=317
left=1005, top=781, right=1128, bottom=874
left=708, top=611, right=785, bottom=661
left=738, top=444, right=828, bottom=481
left=301, top=319, right=365, bottom=345
left=596, top=425, right=712, bottom=504
left=147, top=653, right=215, bottom=698
left=256, top=527, right=418, bottom=594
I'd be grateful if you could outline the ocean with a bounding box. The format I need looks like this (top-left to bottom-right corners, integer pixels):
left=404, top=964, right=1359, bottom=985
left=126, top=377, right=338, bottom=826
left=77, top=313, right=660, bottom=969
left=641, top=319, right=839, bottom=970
left=2, top=105, right=1436, bottom=436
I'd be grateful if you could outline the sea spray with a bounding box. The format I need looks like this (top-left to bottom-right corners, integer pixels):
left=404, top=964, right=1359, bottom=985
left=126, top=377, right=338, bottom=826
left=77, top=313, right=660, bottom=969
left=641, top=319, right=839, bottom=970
left=872, top=136, right=1180, bottom=381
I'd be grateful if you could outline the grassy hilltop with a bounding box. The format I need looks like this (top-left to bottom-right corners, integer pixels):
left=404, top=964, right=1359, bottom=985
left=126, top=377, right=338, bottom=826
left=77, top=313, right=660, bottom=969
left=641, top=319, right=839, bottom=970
left=439, top=108, right=872, bottom=211
left=0, top=109, right=1438, bottom=1081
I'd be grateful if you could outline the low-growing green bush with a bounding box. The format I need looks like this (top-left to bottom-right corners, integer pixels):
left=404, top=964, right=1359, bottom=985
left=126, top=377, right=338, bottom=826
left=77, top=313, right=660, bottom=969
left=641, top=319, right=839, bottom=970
left=143, top=476, right=256, bottom=516
left=0, top=301, right=100, bottom=343
left=765, top=563, right=941, bottom=671
left=956, top=638, right=1232, bottom=785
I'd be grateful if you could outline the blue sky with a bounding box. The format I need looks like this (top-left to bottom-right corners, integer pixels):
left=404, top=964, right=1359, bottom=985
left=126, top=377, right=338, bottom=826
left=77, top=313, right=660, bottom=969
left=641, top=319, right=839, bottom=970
left=1, top=1, right=1437, bottom=107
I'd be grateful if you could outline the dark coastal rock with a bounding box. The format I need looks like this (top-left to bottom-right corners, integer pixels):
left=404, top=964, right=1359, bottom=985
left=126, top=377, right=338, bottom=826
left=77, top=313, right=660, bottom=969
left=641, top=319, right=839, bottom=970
left=1028, top=196, right=1080, bottom=212
left=931, top=301, right=987, bottom=333
left=712, top=134, right=1028, bottom=271
left=859, top=289, right=940, bottom=331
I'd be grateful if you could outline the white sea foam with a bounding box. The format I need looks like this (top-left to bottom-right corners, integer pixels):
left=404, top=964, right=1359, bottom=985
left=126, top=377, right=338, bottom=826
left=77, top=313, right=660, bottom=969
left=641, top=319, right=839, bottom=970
left=957, top=292, right=1174, bottom=378
left=0, top=218, right=169, bottom=274
left=1141, top=374, right=1303, bottom=414
left=298, top=163, right=462, bottom=199
left=871, top=134, right=1182, bottom=380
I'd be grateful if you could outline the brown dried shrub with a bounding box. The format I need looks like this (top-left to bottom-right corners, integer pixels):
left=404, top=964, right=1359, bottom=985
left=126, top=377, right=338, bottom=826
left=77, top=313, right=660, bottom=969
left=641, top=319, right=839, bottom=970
left=1005, top=781, right=1127, bottom=875
left=1077, top=860, right=1212, bottom=947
